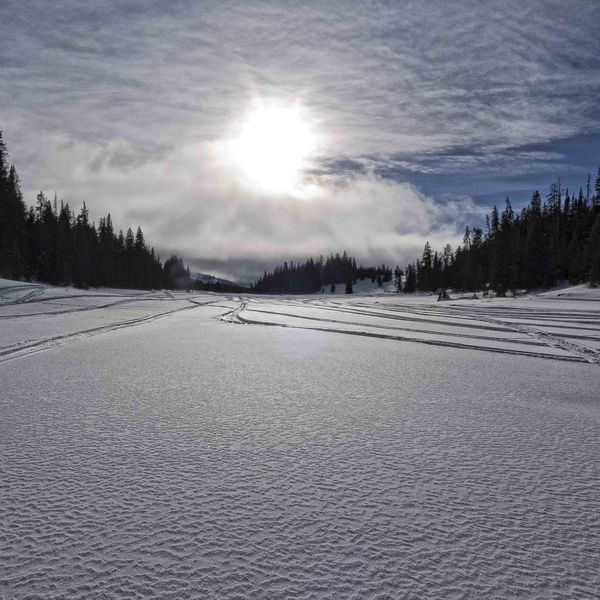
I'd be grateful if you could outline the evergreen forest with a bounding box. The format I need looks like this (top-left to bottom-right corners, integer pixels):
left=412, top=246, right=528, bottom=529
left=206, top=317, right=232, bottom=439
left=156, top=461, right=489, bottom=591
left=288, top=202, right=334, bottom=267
left=2, top=129, right=599, bottom=295
left=401, top=176, right=600, bottom=294
left=0, top=131, right=196, bottom=290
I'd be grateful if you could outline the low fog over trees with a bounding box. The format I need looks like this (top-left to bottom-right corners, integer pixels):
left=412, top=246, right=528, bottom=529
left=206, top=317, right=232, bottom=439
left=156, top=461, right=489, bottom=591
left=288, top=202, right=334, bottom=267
left=2, top=129, right=599, bottom=295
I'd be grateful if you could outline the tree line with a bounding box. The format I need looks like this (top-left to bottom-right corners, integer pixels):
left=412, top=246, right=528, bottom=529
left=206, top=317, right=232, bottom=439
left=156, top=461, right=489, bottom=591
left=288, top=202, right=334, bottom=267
left=0, top=130, right=196, bottom=290
left=3, top=128, right=599, bottom=295
left=253, top=252, right=392, bottom=294
left=398, top=172, right=600, bottom=294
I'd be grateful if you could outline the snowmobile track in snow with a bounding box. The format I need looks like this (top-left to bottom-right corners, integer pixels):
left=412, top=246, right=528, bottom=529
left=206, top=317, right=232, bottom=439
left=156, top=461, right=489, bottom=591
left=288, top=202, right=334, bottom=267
left=236, top=313, right=588, bottom=363
left=231, top=298, right=600, bottom=365
left=0, top=299, right=219, bottom=364
left=220, top=299, right=248, bottom=324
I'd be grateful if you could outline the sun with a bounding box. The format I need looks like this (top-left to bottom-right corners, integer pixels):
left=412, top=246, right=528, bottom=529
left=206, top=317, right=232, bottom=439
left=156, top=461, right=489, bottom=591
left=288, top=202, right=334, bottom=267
left=228, top=101, right=316, bottom=194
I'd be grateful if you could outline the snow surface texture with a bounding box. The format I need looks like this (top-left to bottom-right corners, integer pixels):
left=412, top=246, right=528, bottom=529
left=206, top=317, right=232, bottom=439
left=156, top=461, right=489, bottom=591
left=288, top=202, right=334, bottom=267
left=1, top=280, right=600, bottom=599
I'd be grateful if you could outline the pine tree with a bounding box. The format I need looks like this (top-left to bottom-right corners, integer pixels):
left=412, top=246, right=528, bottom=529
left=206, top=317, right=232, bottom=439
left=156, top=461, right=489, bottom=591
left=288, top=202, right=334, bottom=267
left=404, top=172, right=600, bottom=293
left=403, top=263, right=416, bottom=293
left=418, top=241, right=433, bottom=291
left=594, top=167, right=600, bottom=208
left=0, top=133, right=27, bottom=277
left=586, top=213, right=600, bottom=284
left=393, top=265, right=403, bottom=292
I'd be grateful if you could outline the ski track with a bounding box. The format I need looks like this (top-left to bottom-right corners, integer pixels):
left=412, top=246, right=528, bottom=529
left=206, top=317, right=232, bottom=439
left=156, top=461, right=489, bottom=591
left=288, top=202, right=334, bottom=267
left=220, top=299, right=248, bottom=324
left=0, top=298, right=222, bottom=364
left=2, top=285, right=600, bottom=599
left=245, top=307, right=552, bottom=347
left=2, top=295, right=600, bottom=600
left=0, top=295, right=164, bottom=320
left=229, top=297, right=600, bottom=365
left=2, top=287, right=599, bottom=365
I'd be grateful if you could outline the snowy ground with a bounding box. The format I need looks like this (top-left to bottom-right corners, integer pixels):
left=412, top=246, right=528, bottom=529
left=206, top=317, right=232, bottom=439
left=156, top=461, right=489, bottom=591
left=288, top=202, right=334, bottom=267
left=1, top=279, right=599, bottom=599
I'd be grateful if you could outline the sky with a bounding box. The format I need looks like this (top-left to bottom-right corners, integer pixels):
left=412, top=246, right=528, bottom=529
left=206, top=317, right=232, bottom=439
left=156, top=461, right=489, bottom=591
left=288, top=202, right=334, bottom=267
left=1, top=0, right=600, bottom=282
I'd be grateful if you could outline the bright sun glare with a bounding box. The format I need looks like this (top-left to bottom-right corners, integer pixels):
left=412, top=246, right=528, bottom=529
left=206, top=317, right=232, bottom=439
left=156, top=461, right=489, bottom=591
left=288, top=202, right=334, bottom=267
left=229, top=101, right=316, bottom=194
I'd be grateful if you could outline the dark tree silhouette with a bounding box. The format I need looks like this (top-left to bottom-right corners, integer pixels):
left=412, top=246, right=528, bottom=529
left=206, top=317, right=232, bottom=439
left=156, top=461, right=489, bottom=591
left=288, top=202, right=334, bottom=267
left=403, top=172, right=600, bottom=294
left=4, top=129, right=599, bottom=295
left=253, top=252, right=391, bottom=294
left=0, top=130, right=185, bottom=290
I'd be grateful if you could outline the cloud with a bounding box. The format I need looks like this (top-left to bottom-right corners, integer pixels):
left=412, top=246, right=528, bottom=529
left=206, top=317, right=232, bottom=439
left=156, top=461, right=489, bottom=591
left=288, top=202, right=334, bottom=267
left=3, top=1, right=600, bottom=160
left=1, top=0, right=599, bottom=279
left=23, top=134, right=484, bottom=281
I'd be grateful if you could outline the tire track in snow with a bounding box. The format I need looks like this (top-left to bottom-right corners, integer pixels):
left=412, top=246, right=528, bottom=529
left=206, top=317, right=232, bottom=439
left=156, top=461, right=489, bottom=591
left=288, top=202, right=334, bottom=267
left=0, top=299, right=219, bottom=364
left=0, top=284, right=46, bottom=305
left=0, top=292, right=215, bottom=319
left=236, top=313, right=587, bottom=363
left=328, top=299, right=600, bottom=363
left=0, top=283, right=45, bottom=300
left=0, top=295, right=159, bottom=320
left=270, top=301, right=516, bottom=333
left=224, top=299, right=589, bottom=364
left=244, top=307, right=550, bottom=348
left=475, top=314, right=600, bottom=365
left=415, top=302, right=600, bottom=364
left=220, top=299, right=247, bottom=323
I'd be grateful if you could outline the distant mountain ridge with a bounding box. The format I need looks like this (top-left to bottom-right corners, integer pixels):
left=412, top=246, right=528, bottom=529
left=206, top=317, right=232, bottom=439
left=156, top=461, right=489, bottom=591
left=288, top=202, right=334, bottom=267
left=192, top=272, right=240, bottom=287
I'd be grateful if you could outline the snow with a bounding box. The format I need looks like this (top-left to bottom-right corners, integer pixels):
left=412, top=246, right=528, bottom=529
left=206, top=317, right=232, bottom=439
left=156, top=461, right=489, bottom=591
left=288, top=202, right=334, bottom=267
left=534, top=283, right=600, bottom=300
left=320, top=277, right=397, bottom=295
left=1, top=279, right=600, bottom=598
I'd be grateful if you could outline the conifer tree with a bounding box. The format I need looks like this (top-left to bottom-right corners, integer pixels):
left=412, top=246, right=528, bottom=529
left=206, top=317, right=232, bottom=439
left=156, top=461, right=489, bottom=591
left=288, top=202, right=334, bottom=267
left=0, top=132, right=178, bottom=290
left=401, top=174, right=600, bottom=292
left=403, top=263, right=416, bottom=292
left=586, top=213, right=600, bottom=284
left=393, top=265, right=403, bottom=292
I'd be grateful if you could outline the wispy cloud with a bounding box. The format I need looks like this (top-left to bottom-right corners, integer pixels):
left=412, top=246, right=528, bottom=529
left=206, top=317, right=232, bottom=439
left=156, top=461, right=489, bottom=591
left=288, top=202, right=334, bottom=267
left=1, top=0, right=599, bottom=278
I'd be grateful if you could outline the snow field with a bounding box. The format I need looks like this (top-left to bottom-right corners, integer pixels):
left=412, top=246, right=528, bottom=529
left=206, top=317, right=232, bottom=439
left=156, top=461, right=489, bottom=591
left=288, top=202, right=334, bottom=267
left=1, top=280, right=599, bottom=598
